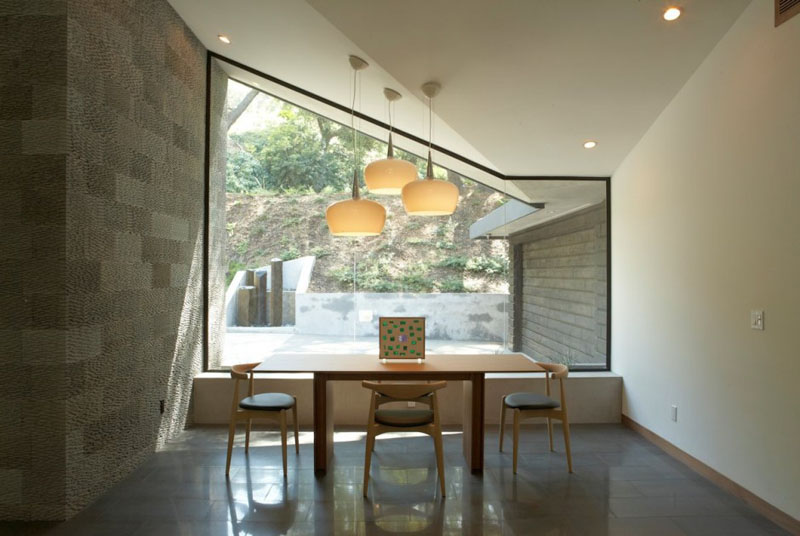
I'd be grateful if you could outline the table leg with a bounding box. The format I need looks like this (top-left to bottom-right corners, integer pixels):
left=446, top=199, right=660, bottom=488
left=313, top=373, right=334, bottom=474
left=462, top=372, right=485, bottom=473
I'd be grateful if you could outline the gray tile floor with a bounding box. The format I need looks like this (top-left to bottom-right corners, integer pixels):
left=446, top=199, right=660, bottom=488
left=2, top=424, right=789, bottom=535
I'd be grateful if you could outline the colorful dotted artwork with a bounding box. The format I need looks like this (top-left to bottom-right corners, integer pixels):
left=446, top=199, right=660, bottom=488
left=378, top=317, right=425, bottom=359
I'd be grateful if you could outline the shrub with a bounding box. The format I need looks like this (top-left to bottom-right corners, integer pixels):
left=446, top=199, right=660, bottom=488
left=400, top=264, right=434, bottom=292
left=226, top=260, right=246, bottom=286
left=361, top=278, right=401, bottom=292
left=279, top=246, right=300, bottom=261
left=310, top=246, right=331, bottom=259
left=466, top=256, right=508, bottom=275
left=439, top=277, right=465, bottom=293
left=401, top=273, right=435, bottom=292
left=436, top=256, right=468, bottom=270
left=328, top=266, right=354, bottom=289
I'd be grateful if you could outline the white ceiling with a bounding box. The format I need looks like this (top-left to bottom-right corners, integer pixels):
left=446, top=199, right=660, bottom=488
left=306, top=0, right=751, bottom=176
left=168, top=0, right=750, bottom=215
left=167, top=0, right=498, bottom=171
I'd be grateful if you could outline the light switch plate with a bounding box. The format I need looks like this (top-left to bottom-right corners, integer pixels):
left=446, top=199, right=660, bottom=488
left=358, top=309, right=373, bottom=322
left=670, top=405, right=678, bottom=422
left=750, top=310, right=764, bottom=330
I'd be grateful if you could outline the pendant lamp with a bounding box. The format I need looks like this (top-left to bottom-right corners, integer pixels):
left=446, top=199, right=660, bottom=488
left=401, top=82, right=459, bottom=216
left=325, top=56, right=386, bottom=236
left=364, top=88, right=418, bottom=194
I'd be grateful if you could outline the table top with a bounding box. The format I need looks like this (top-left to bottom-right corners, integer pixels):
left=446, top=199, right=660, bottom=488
left=254, top=353, right=545, bottom=374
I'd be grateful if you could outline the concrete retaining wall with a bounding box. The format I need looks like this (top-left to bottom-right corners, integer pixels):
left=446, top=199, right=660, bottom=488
left=295, top=293, right=509, bottom=341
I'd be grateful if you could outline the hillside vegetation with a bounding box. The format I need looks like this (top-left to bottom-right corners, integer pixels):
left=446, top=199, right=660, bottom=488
left=226, top=183, right=510, bottom=293
left=222, top=79, right=510, bottom=293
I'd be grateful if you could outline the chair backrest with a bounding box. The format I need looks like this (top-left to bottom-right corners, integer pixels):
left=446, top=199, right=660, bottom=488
left=539, top=362, right=568, bottom=379
left=229, top=362, right=260, bottom=414
left=362, top=381, right=447, bottom=401
left=231, top=362, right=260, bottom=380
left=539, top=362, right=568, bottom=410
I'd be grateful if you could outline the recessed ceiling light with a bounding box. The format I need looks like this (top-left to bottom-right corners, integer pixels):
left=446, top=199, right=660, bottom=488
left=583, top=140, right=597, bottom=149
left=218, top=34, right=231, bottom=44
left=663, top=7, right=681, bottom=21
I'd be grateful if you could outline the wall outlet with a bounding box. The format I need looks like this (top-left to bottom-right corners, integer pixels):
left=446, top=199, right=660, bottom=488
left=159, top=400, right=165, bottom=414
left=750, top=310, right=764, bottom=330
left=670, top=405, right=678, bottom=422
left=358, top=309, right=373, bottom=322
left=407, top=401, right=415, bottom=408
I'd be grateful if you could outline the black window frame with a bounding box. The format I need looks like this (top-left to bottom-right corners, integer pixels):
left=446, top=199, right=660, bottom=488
left=202, top=51, right=611, bottom=372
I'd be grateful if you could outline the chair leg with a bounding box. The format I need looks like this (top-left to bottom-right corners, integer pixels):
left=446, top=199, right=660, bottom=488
left=292, top=402, right=300, bottom=454
left=499, top=397, right=507, bottom=452
left=363, top=427, right=376, bottom=497
left=561, top=417, right=573, bottom=473
left=547, top=417, right=554, bottom=452
left=433, top=430, right=446, bottom=498
left=280, top=410, right=288, bottom=478
left=512, top=410, right=520, bottom=475
left=225, top=417, right=237, bottom=477
left=245, top=418, right=252, bottom=454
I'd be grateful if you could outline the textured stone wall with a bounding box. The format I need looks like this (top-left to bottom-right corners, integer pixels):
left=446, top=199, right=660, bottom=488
left=208, top=59, right=228, bottom=369
left=510, top=202, right=607, bottom=366
left=0, top=0, right=206, bottom=520
left=64, top=0, right=206, bottom=517
left=0, top=0, right=69, bottom=521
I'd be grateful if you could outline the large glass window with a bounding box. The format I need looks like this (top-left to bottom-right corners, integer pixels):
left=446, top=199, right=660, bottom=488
left=206, top=56, right=609, bottom=371
left=207, top=62, right=512, bottom=370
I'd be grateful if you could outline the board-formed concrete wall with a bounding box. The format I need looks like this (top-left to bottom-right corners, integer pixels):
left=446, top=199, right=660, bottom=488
left=295, top=293, right=510, bottom=341
left=0, top=0, right=207, bottom=520
left=510, top=203, right=607, bottom=366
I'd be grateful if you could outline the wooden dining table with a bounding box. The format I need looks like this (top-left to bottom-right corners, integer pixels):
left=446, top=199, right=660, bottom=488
left=254, top=353, right=545, bottom=474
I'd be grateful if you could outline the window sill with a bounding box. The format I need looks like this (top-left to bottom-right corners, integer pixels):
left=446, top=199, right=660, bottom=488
left=196, top=371, right=619, bottom=380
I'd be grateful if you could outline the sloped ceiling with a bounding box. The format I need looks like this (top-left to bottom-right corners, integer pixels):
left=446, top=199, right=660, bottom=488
left=306, top=0, right=751, bottom=176
left=168, top=0, right=751, bottom=213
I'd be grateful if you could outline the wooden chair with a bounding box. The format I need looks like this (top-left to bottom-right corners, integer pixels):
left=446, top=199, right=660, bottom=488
left=498, top=362, right=573, bottom=474
left=225, top=362, right=299, bottom=478
left=362, top=381, right=447, bottom=498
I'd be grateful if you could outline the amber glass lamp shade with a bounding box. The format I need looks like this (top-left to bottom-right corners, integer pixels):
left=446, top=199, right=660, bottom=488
left=401, top=150, right=458, bottom=216
left=326, top=173, right=386, bottom=236
left=364, top=158, right=417, bottom=195
left=401, top=179, right=459, bottom=216
left=364, top=134, right=418, bottom=195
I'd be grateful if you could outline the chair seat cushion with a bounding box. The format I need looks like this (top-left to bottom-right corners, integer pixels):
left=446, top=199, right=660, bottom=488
left=239, top=393, right=295, bottom=410
left=504, top=392, right=559, bottom=410
left=375, top=408, right=434, bottom=427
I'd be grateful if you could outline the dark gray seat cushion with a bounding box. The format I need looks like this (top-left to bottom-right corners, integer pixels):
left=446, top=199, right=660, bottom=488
left=239, top=393, right=295, bottom=410
left=375, top=408, right=434, bottom=427
left=504, top=392, right=559, bottom=410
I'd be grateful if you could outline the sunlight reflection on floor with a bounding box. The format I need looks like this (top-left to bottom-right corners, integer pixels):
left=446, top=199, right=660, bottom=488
left=235, top=429, right=463, bottom=448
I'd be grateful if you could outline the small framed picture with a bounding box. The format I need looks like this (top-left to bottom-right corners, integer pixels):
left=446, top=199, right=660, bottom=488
left=378, top=317, right=425, bottom=360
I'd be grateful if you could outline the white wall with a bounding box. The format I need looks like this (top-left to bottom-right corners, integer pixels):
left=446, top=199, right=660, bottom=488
left=612, top=0, right=800, bottom=519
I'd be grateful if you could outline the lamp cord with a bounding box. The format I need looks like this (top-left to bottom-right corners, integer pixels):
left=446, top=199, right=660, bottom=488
left=351, top=68, right=359, bottom=199
left=428, top=95, right=432, bottom=151
left=351, top=68, right=357, bottom=165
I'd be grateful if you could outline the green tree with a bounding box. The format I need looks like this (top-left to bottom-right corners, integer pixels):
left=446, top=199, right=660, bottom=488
left=227, top=104, right=383, bottom=193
